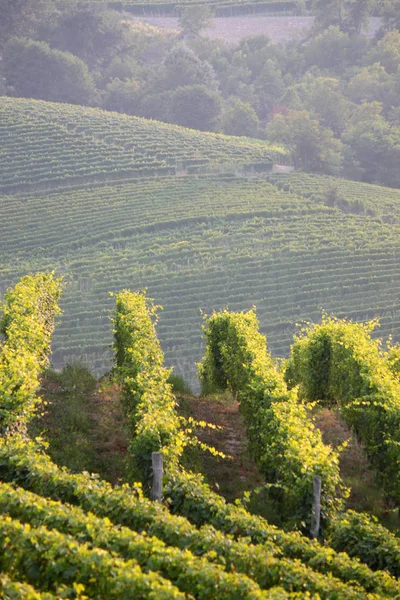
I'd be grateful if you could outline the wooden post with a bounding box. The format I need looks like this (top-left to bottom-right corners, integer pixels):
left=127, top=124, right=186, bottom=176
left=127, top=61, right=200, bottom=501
left=152, top=452, right=163, bottom=502
left=311, top=476, right=321, bottom=539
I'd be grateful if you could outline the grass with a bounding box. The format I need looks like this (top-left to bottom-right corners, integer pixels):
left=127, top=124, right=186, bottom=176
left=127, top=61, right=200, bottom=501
left=312, top=406, right=400, bottom=529
left=31, top=364, right=129, bottom=483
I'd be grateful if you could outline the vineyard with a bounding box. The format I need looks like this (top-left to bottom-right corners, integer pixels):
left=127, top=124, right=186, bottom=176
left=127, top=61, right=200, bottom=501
left=1, top=98, right=400, bottom=386
left=91, top=1, right=305, bottom=11
left=2, top=275, right=400, bottom=596
left=0, top=98, right=285, bottom=194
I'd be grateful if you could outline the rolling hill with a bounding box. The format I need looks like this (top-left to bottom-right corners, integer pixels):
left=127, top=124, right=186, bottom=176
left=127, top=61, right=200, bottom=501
left=101, top=1, right=303, bottom=10
left=1, top=96, right=400, bottom=387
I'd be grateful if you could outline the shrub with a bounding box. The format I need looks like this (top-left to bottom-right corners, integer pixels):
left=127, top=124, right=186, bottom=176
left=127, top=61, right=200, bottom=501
left=167, top=373, right=193, bottom=396
left=0, top=483, right=285, bottom=600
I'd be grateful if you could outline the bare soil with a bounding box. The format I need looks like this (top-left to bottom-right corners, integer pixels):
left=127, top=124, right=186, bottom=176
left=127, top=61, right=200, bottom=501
left=179, top=393, right=264, bottom=502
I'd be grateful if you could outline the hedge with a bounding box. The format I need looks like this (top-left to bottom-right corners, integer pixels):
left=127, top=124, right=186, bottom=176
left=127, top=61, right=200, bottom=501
left=0, top=515, right=186, bottom=599
left=0, top=437, right=398, bottom=598
left=0, top=482, right=277, bottom=600
left=285, top=317, right=400, bottom=500
left=328, top=510, right=400, bottom=578
left=113, top=290, right=185, bottom=486
left=165, top=468, right=400, bottom=598
left=0, top=273, right=62, bottom=435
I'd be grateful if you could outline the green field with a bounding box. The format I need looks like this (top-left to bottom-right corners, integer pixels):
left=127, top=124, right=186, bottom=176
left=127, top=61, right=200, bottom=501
left=1, top=97, right=400, bottom=387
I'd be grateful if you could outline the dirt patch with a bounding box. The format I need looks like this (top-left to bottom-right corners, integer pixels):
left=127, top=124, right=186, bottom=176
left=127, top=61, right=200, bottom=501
left=179, top=393, right=264, bottom=501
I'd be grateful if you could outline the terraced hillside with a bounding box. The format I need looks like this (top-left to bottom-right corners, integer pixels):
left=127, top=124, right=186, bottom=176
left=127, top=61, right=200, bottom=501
left=0, top=98, right=285, bottom=194
left=101, top=1, right=302, bottom=10
left=1, top=97, right=400, bottom=386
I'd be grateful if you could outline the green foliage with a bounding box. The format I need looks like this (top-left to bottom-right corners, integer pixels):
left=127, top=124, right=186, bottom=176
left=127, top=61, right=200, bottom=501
left=0, top=97, right=284, bottom=193
left=113, top=290, right=185, bottom=486
left=30, top=363, right=99, bottom=474
left=0, top=437, right=398, bottom=598
left=0, top=273, right=62, bottom=436
left=286, top=316, right=400, bottom=501
left=178, top=5, right=214, bottom=36
left=162, top=43, right=218, bottom=91
left=267, top=109, right=343, bottom=175
left=313, top=0, right=372, bottom=35
left=165, top=468, right=400, bottom=597
left=0, top=0, right=55, bottom=49
left=385, top=342, right=400, bottom=380
left=199, top=309, right=345, bottom=530
left=167, top=373, right=193, bottom=395
left=379, top=0, right=400, bottom=32
left=4, top=38, right=98, bottom=106
left=169, top=84, right=222, bottom=131
left=342, top=102, right=400, bottom=187
left=2, top=97, right=400, bottom=387
left=0, top=575, right=56, bottom=599
left=49, top=8, right=133, bottom=70
left=328, top=510, right=400, bottom=577
left=0, top=482, right=295, bottom=600
left=103, top=77, right=141, bottom=115
left=222, top=97, right=260, bottom=137
left=365, top=31, right=400, bottom=74
left=0, top=514, right=186, bottom=598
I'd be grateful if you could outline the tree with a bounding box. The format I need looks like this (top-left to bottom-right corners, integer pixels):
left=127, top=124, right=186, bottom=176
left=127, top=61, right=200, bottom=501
left=313, top=0, right=372, bottom=35
left=103, top=78, right=141, bottom=115
left=344, top=0, right=372, bottom=35
left=254, top=59, right=285, bottom=119
left=178, top=5, right=213, bottom=37
left=287, top=76, right=350, bottom=135
left=222, top=98, right=260, bottom=137
left=138, top=91, right=173, bottom=122
left=163, top=43, right=218, bottom=91
left=50, top=8, right=132, bottom=70
left=0, top=0, right=55, bottom=48
left=169, top=84, right=222, bottom=131
left=4, top=38, right=97, bottom=105
left=267, top=109, right=343, bottom=174
left=378, top=0, right=400, bottom=32
left=343, top=102, right=400, bottom=186
left=346, top=63, right=392, bottom=105
left=305, top=26, right=351, bottom=72
left=365, top=30, right=400, bottom=74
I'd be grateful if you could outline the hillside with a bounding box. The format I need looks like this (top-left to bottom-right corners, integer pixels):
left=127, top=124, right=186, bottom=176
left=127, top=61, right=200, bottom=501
left=0, top=97, right=285, bottom=194
left=1, top=97, right=400, bottom=386
left=94, top=0, right=302, bottom=10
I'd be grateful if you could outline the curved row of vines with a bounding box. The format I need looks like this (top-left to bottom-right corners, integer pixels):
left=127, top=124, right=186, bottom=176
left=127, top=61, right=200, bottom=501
left=1, top=273, right=400, bottom=596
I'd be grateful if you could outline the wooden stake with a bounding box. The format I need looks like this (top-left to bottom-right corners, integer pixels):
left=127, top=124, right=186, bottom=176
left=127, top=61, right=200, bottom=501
left=311, top=476, right=321, bottom=539
left=152, top=452, right=163, bottom=502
